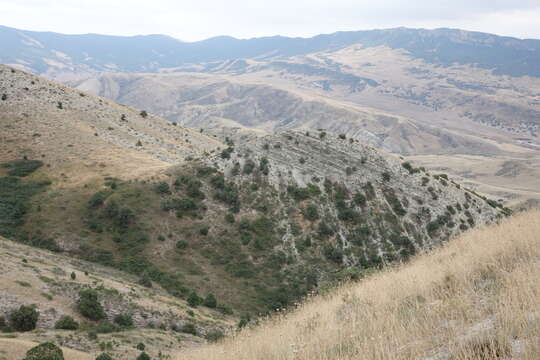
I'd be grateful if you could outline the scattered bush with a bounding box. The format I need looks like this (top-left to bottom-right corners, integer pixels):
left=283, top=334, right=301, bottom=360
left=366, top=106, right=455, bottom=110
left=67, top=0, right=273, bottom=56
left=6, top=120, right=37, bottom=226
left=54, top=315, right=79, bottom=330
left=187, top=291, right=203, bottom=307
left=302, top=204, right=319, bottom=221
left=323, top=245, right=343, bottom=264
left=137, top=352, right=151, bottom=360
left=10, top=305, right=39, bottom=332
left=182, top=323, right=197, bottom=335
left=77, top=289, right=105, bottom=321
left=220, top=147, right=234, bottom=159
left=23, top=342, right=63, bottom=360
left=95, top=354, right=113, bottom=360
left=140, top=110, right=148, bottom=118
left=243, top=159, right=256, bottom=174
left=259, top=157, right=270, bottom=175
left=225, top=213, right=235, bottom=223
left=94, top=320, right=119, bottom=334
left=136, top=342, right=146, bottom=351
left=155, top=181, right=171, bottom=195
left=199, top=225, right=209, bottom=236
left=113, top=313, right=133, bottom=328
left=203, top=293, right=217, bottom=308
left=206, top=328, right=225, bottom=342
left=87, top=191, right=110, bottom=209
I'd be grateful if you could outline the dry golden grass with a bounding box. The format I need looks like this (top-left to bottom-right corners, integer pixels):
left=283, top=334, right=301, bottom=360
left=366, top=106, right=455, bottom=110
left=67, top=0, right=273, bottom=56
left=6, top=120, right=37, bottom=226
left=178, top=210, right=540, bottom=360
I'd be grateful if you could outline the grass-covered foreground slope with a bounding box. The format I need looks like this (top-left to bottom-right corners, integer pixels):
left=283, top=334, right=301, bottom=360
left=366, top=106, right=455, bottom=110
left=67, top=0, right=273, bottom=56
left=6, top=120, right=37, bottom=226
left=178, top=209, right=540, bottom=360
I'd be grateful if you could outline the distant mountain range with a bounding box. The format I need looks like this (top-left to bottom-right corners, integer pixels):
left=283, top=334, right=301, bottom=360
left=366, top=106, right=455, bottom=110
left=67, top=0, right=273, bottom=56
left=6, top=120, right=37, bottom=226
left=1, top=25, right=540, bottom=77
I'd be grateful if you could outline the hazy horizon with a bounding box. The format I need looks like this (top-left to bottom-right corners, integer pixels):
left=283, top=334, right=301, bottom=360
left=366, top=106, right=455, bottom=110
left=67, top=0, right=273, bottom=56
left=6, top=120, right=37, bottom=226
left=1, top=1, right=539, bottom=42
left=3, top=23, right=540, bottom=42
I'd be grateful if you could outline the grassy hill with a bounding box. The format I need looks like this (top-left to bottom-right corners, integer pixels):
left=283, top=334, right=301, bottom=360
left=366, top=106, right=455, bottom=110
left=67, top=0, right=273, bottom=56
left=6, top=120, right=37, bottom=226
left=177, top=209, right=540, bottom=360
left=0, top=65, right=512, bottom=358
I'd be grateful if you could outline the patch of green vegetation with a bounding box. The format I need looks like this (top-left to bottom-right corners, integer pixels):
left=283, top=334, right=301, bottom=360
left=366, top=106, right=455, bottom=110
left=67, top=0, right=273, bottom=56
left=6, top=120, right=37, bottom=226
left=23, top=342, right=63, bottom=360
left=2, top=159, right=43, bottom=177
left=0, top=175, right=51, bottom=238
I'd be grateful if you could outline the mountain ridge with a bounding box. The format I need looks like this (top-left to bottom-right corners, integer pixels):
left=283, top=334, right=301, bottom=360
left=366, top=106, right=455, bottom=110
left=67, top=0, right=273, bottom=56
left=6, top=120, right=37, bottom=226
left=3, top=25, right=540, bottom=77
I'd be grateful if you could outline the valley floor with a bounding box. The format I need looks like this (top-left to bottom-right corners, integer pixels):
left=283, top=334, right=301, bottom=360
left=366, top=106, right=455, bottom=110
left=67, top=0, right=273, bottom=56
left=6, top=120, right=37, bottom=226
left=177, top=209, right=540, bottom=360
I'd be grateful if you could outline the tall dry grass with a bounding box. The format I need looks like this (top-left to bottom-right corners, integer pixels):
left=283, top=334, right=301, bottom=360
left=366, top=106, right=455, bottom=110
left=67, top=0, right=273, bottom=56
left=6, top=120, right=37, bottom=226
left=177, top=210, right=540, bottom=360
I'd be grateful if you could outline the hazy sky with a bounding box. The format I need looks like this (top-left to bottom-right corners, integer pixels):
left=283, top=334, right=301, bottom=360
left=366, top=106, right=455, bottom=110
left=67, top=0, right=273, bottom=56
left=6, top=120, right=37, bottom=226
left=1, top=0, right=540, bottom=41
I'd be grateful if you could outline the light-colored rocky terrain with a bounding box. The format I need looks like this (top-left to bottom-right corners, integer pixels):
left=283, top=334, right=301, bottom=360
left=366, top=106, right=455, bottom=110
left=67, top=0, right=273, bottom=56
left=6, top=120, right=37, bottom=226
left=71, top=45, right=540, bottom=206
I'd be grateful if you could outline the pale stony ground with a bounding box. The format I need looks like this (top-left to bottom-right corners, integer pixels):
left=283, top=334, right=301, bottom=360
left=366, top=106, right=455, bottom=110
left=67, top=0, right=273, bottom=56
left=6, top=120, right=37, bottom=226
left=408, top=154, right=540, bottom=207
left=68, top=46, right=540, bottom=207
left=213, top=130, right=505, bottom=253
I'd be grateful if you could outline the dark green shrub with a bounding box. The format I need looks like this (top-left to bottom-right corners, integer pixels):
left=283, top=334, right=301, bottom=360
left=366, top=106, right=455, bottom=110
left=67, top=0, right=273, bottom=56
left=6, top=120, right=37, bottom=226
left=95, top=354, right=113, bottom=360
left=318, top=221, right=334, bottom=238
left=243, top=159, right=256, bottom=174
left=137, top=352, right=151, bottom=360
left=140, top=110, right=148, bottom=118
left=382, top=172, right=391, bottom=182
left=323, top=245, right=343, bottom=264
left=136, top=342, right=145, bottom=351
left=220, top=147, right=234, bottom=159
left=113, top=313, right=133, bottom=328
left=23, top=342, right=63, bottom=360
left=259, top=157, right=269, bottom=175
left=88, top=191, right=110, bottom=208
left=199, top=225, right=209, bottom=236
left=77, top=289, right=105, bottom=321
left=225, top=213, right=235, bottom=223
left=70, top=272, right=76, bottom=280
left=187, top=291, right=203, bottom=307
left=10, top=305, right=39, bottom=332
left=115, top=207, right=134, bottom=229
left=196, top=166, right=217, bottom=177
left=94, top=320, right=119, bottom=334
left=155, top=182, right=171, bottom=195
left=203, top=293, right=217, bottom=308
left=54, top=315, right=79, bottom=330
left=302, top=204, right=319, bottom=221
left=353, top=192, right=366, bottom=206
left=176, top=240, right=188, bottom=250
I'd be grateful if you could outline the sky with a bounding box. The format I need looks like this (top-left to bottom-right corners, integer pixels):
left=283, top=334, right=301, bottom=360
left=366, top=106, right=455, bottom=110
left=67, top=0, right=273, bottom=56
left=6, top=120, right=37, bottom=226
left=1, top=0, right=540, bottom=41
